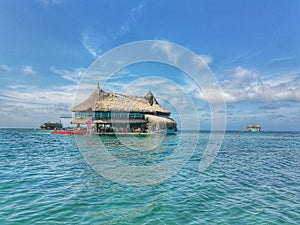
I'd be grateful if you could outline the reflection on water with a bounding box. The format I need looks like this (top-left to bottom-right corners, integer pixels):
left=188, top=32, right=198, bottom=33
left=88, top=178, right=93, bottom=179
left=76, top=131, right=200, bottom=185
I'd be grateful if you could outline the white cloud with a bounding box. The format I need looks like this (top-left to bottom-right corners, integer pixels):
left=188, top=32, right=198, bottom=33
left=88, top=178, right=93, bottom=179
left=151, top=42, right=213, bottom=70
left=0, top=64, right=12, bottom=72
left=0, top=86, right=75, bottom=105
left=268, top=56, right=294, bottom=63
left=193, top=66, right=300, bottom=103
left=131, top=0, right=146, bottom=21
left=7, top=85, right=27, bottom=89
left=193, top=86, right=226, bottom=105
left=262, top=72, right=297, bottom=87
left=80, top=30, right=102, bottom=58
left=21, top=65, right=36, bottom=75
left=115, top=0, right=146, bottom=37
left=190, top=54, right=213, bottom=70
left=80, top=27, right=111, bottom=58
left=0, top=84, right=77, bottom=127
left=198, top=55, right=213, bottom=65
left=80, top=1, right=146, bottom=57
left=50, top=66, right=85, bottom=83
left=118, top=77, right=197, bottom=112
left=151, top=41, right=180, bottom=64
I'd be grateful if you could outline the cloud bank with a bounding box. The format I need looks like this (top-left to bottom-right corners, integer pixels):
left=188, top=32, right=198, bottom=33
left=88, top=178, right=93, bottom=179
left=194, top=66, right=300, bottom=103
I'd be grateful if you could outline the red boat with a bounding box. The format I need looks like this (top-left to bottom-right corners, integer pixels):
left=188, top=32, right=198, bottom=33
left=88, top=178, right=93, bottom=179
left=51, top=129, right=84, bottom=135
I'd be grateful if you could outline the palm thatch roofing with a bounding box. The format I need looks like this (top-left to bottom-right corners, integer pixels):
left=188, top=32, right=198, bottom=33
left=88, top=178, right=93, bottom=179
left=144, top=114, right=176, bottom=125
left=247, top=124, right=261, bottom=128
left=70, top=118, right=87, bottom=124
left=72, top=85, right=171, bottom=115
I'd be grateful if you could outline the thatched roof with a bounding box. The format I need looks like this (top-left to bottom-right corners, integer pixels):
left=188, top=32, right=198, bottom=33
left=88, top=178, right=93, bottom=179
left=72, top=85, right=171, bottom=115
left=247, top=124, right=261, bottom=128
left=71, top=118, right=87, bottom=124
left=145, top=114, right=176, bottom=125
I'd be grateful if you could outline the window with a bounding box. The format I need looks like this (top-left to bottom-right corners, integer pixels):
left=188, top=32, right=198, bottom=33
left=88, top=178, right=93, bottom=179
left=129, top=113, right=144, bottom=119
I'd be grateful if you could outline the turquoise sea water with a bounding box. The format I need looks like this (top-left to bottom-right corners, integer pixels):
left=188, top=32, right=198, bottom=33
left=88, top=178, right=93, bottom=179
left=0, top=129, right=299, bottom=224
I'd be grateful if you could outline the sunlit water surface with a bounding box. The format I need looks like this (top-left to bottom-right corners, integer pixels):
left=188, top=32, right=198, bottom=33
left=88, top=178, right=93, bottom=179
left=0, top=129, right=299, bottom=224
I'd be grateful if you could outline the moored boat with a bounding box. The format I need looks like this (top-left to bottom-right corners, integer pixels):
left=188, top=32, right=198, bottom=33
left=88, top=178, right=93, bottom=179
left=51, top=128, right=84, bottom=135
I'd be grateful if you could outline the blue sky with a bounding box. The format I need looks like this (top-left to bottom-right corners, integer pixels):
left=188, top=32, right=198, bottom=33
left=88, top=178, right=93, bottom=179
left=0, top=0, right=299, bottom=130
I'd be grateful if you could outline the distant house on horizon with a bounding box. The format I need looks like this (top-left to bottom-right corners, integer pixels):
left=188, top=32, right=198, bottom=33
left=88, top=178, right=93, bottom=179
left=246, top=124, right=262, bottom=132
left=40, top=121, right=63, bottom=130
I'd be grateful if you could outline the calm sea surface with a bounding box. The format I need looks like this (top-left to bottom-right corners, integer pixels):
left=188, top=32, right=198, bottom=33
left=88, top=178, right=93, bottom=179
left=0, top=129, right=299, bottom=224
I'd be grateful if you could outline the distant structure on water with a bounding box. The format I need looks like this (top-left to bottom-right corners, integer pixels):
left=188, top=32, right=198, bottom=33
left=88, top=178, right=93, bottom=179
left=71, top=84, right=177, bottom=134
left=40, top=121, right=63, bottom=130
left=246, top=124, right=262, bottom=132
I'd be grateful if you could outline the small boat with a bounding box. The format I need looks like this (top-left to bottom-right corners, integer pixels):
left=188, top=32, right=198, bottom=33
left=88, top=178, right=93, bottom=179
left=51, top=128, right=84, bottom=135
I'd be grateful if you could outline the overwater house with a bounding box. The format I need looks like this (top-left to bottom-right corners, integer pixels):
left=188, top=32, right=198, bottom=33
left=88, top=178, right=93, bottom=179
left=71, top=84, right=177, bottom=134
left=40, top=121, right=63, bottom=130
left=246, top=124, right=262, bottom=132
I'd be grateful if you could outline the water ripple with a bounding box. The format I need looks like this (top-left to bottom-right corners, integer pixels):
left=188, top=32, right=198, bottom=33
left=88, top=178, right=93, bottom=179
left=0, top=130, right=299, bottom=224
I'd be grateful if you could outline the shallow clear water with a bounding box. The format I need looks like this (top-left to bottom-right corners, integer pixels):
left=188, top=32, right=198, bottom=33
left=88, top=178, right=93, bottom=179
left=0, top=129, right=299, bottom=224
